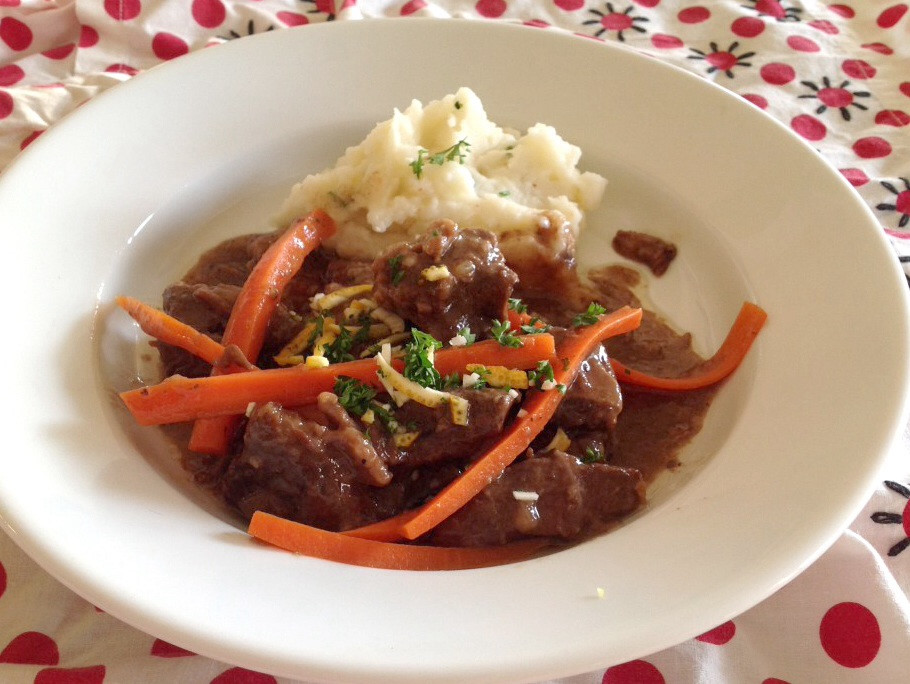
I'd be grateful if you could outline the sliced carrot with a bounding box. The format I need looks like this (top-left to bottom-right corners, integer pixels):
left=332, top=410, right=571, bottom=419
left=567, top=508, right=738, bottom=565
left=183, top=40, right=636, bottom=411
left=248, top=511, right=545, bottom=571
left=610, top=302, right=767, bottom=391
left=341, top=511, right=418, bottom=542
left=116, top=296, right=226, bottom=366
left=433, top=333, right=555, bottom=374
left=120, top=333, right=556, bottom=426
left=506, top=308, right=547, bottom=333
left=506, top=308, right=530, bottom=332
left=398, top=306, right=643, bottom=542
left=189, top=210, right=336, bottom=455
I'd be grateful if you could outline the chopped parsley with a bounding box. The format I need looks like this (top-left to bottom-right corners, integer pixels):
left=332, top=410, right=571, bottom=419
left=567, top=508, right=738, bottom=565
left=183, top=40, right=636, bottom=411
left=490, top=319, right=523, bottom=348
left=388, top=254, right=405, bottom=285
left=334, top=376, right=400, bottom=433
left=527, top=361, right=566, bottom=394
left=307, top=315, right=325, bottom=348
left=403, top=328, right=443, bottom=389
left=572, top=302, right=607, bottom=328
left=327, top=191, right=350, bottom=208
left=582, top=446, right=605, bottom=464
left=323, top=327, right=355, bottom=364
left=334, top=376, right=377, bottom=417
left=455, top=326, right=476, bottom=346
left=464, top=366, right=490, bottom=390
left=520, top=316, right=551, bottom=335
left=508, top=298, right=528, bottom=314
left=370, top=403, right=400, bottom=433
left=441, top=372, right=462, bottom=391
left=409, top=138, right=471, bottom=179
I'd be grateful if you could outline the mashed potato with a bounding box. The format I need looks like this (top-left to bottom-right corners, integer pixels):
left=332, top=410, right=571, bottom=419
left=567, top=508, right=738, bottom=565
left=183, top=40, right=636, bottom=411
left=274, top=87, right=606, bottom=261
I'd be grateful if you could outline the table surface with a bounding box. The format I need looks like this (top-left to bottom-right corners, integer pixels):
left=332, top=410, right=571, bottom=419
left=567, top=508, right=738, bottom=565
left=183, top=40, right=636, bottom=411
left=1, top=1, right=909, bottom=682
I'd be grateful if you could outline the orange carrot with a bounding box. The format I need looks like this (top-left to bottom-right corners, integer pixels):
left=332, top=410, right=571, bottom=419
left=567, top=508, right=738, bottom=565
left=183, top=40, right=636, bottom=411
left=506, top=308, right=547, bottom=333
left=189, top=210, right=336, bottom=455
left=116, top=296, right=226, bottom=366
left=610, top=302, right=767, bottom=391
left=120, top=333, right=557, bottom=426
left=398, top=306, right=643, bottom=542
left=341, top=511, right=417, bottom=542
left=248, top=511, right=545, bottom=571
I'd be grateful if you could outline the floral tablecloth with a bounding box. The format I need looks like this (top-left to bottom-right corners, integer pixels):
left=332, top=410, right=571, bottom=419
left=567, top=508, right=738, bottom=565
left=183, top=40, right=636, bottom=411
left=1, top=1, right=909, bottom=682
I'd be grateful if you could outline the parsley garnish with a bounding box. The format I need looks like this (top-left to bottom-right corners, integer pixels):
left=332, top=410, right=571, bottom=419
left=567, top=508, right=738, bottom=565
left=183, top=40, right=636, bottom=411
left=520, top=316, right=551, bottom=335
left=334, top=376, right=400, bottom=433
left=307, top=315, right=325, bottom=349
left=334, top=376, right=377, bottom=417
left=465, top=366, right=490, bottom=390
left=582, top=446, right=605, bottom=464
left=327, top=191, right=350, bottom=208
left=455, top=326, right=476, bottom=346
left=508, top=298, right=528, bottom=314
left=490, top=319, right=523, bottom=348
left=572, top=302, right=607, bottom=328
left=388, top=255, right=405, bottom=285
left=370, top=403, right=400, bottom=433
left=403, top=328, right=443, bottom=389
left=441, top=372, right=462, bottom=390
left=324, top=326, right=356, bottom=364
left=527, top=361, right=566, bottom=393
left=409, top=139, right=471, bottom=179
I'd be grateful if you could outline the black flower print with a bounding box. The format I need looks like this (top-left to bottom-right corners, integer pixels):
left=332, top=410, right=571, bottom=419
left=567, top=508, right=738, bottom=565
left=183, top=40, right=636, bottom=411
left=742, top=0, right=803, bottom=22
left=687, top=42, right=756, bottom=78
left=876, top=178, right=910, bottom=230
left=871, top=480, right=910, bottom=556
left=220, top=19, right=275, bottom=41
left=582, top=3, right=649, bottom=42
left=301, top=0, right=336, bottom=21
left=798, top=78, right=871, bottom=121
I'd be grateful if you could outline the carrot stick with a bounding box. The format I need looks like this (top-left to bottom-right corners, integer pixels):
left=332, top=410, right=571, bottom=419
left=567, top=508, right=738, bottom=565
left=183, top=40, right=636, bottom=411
left=506, top=309, right=547, bottom=333
left=248, top=511, right=545, bottom=571
left=120, top=333, right=556, bottom=426
left=341, top=511, right=417, bottom=542
left=398, top=306, right=643, bottom=542
left=116, top=296, right=226, bottom=366
left=610, top=302, right=767, bottom=391
left=189, top=210, right=336, bottom=455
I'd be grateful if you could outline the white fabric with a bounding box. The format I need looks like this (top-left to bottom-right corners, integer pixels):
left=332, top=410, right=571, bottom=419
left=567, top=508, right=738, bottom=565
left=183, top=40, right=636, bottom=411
left=2, top=1, right=909, bottom=682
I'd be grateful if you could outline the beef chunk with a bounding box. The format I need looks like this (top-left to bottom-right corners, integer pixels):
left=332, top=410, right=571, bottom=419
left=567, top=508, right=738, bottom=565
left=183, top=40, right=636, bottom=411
left=372, top=220, right=518, bottom=341
left=498, top=210, right=577, bottom=293
left=430, top=451, right=644, bottom=547
left=375, top=389, right=518, bottom=469
left=220, top=400, right=400, bottom=531
left=159, top=281, right=303, bottom=376
left=611, top=230, right=677, bottom=277
left=158, top=282, right=240, bottom=377
left=555, top=342, right=623, bottom=436
left=324, top=257, right=374, bottom=287
left=181, top=232, right=277, bottom=287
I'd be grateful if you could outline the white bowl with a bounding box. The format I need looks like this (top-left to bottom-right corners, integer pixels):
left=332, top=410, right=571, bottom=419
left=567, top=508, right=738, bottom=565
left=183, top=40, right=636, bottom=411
left=1, top=19, right=908, bottom=684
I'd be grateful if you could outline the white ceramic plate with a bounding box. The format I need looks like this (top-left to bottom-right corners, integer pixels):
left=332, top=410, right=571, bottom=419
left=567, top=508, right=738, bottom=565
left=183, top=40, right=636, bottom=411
left=2, top=19, right=908, bottom=684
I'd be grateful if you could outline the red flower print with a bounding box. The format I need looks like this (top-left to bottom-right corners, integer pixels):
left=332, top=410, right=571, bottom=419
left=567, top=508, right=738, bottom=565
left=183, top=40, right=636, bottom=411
left=798, top=77, right=871, bottom=121
left=742, top=0, right=802, bottom=21
left=875, top=180, right=910, bottom=231
left=688, top=41, right=755, bottom=78
left=582, top=3, right=649, bottom=42
left=301, top=0, right=336, bottom=20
